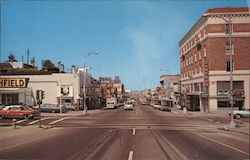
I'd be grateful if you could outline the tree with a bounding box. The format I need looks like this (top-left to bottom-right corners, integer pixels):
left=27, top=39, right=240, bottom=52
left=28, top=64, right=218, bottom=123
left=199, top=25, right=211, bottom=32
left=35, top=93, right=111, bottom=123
left=42, top=59, right=54, bottom=68
left=7, top=54, right=17, bottom=62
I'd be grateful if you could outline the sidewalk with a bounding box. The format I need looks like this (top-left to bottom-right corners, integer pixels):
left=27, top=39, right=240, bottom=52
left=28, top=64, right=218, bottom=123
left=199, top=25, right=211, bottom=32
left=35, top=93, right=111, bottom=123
left=171, top=107, right=249, bottom=135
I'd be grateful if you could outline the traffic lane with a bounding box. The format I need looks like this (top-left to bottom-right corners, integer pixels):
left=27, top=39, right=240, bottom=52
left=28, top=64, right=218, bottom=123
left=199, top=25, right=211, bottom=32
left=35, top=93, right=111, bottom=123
left=0, top=128, right=110, bottom=160
left=133, top=129, right=182, bottom=160
left=160, top=130, right=249, bottom=160
left=91, top=129, right=133, bottom=160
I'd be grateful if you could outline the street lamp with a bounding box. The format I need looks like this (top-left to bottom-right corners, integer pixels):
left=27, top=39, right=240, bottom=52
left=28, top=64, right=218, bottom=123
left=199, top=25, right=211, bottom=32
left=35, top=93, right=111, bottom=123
left=83, top=51, right=99, bottom=115
left=204, top=14, right=235, bottom=128
left=58, top=61, right=62, bottom=114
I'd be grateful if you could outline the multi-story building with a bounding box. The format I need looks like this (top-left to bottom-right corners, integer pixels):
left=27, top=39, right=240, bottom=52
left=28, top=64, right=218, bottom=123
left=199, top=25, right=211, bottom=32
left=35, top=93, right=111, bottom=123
left=160, top=75, right=180, bottom=107
left=179, top=7, right=250, bottom=111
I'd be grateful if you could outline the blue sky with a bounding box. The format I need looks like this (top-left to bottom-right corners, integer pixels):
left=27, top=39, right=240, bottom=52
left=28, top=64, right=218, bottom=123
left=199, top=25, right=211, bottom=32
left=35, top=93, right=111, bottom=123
left=1, top=0, right=249, bottom=90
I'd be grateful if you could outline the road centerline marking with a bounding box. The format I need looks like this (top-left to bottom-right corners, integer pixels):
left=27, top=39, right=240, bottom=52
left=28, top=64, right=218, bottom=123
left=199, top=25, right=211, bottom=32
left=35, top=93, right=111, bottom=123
left=49, top=117, right=70, bottom=125
left=132, top=128, right=136, bottom=136
left=128, top=151, right=133, bottom=160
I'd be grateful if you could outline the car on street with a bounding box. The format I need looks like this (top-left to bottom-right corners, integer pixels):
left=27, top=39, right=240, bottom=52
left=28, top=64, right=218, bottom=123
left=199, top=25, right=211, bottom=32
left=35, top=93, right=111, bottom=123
left=159, top=105, right=171, bottom=111
left=124, top=101, right=134, bottom=110
left=0, top=104, right=5, bottom=110
left=0, top=105, right=39, bottom=119
left=34, top=104, right=67, bottom=113
left=153, top=104, right=161, bottom=110
left=229, top=108, right=250, bottom=119
left=64, top=103, right=76, bottom=111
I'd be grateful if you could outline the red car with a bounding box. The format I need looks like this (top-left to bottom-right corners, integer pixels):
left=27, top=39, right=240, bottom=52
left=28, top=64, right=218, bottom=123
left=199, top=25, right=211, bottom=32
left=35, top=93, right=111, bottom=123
left=0, top=105, right=39, bottom=119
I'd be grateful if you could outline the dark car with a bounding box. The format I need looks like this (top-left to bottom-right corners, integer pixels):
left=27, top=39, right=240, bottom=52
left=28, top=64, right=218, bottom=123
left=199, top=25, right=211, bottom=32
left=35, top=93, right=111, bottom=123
left=0, top=104, right=5, bottom=110
left=34, top=104, right=67, bottom=113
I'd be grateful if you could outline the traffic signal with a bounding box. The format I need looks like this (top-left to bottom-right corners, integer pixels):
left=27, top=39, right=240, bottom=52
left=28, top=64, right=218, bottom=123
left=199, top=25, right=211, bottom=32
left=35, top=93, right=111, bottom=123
left=36, top=90, right=40, bottom=100
left=41, top=90, right=45, bottom=100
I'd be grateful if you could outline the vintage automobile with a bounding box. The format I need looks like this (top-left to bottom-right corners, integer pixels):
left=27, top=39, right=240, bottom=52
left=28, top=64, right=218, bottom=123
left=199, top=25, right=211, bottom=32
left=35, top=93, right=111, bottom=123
left=229, top=108, right=250, bottom=119
left=0, top=105, right=39, bottom=119
left=159, top=105, right=171, bottom=111
left=124, top=101, right=134, bottom=110
left=0, top=104, right=5, bottom=110
left=33, top=104, right=67, bottom=113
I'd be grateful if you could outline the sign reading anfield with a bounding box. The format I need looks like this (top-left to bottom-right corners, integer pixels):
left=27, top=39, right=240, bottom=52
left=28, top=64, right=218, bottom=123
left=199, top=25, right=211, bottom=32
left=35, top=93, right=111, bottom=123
left=0, top=78, right=29, bottom=88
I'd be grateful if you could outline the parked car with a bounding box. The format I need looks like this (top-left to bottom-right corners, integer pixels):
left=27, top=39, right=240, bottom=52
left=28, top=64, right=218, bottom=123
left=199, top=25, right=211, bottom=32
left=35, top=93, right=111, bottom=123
left=153, top=104, right=161, bottom=110
left=64, top=104, right=76, bottom=111
left=34, top=104, right=67, bottom=113
left=159, top=105, right=171, bottom=111
left=0, top=105, right=39, bottom=119
left=124, top=101, right=134, bottom=110
left=229, top=108, right=250, bottom=119
left=0, top=104, right=5, bottom=110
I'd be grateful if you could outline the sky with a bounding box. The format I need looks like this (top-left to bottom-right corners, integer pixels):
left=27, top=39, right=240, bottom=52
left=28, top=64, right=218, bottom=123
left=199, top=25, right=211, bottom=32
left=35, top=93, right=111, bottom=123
left=1, top=0, right=249, bottom=90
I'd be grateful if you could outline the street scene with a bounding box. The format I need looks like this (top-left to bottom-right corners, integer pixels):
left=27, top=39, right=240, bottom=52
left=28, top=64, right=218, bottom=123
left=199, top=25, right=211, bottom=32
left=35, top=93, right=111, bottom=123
left=0, top=0, right=250, bottom=160
left=0, top=102, right=249, bottom=160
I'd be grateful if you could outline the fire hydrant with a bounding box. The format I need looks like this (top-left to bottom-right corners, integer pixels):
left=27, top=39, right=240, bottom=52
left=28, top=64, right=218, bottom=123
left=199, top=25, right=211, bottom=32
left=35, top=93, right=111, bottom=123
left=12, top=119, right=17, bottom=129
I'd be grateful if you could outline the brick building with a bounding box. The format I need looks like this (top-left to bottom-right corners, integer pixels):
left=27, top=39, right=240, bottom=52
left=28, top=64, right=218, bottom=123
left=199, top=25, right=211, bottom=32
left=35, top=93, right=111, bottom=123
left=179, top=7, right=250, bottom=111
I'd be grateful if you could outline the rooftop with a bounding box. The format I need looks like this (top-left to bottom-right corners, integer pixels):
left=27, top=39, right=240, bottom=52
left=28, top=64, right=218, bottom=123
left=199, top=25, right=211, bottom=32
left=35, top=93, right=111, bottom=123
left=206, top=7, right=250, bottom=13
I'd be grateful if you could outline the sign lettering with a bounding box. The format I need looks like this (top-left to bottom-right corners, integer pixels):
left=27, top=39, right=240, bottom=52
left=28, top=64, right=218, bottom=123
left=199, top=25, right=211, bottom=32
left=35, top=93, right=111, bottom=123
left=0, top=78, right=29, bottom=88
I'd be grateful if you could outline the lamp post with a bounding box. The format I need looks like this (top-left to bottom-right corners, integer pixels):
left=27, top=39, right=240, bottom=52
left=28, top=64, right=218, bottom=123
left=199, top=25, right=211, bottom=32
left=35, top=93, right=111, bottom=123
left=83, top=51, right=99, bottom=115
left=58, top=61, right=62, bottom=114
left=204, top=14, right=235, bottom=128
left=227, top=16, right=236, bottom=128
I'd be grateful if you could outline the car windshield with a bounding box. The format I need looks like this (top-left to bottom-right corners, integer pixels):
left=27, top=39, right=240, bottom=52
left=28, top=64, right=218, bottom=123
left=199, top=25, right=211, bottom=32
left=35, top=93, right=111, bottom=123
left=126, top=102, right=133, bottom=105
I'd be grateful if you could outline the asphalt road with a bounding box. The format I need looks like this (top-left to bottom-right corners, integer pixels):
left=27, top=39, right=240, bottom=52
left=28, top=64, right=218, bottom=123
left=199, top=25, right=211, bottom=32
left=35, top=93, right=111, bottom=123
left=0, top=102, right=249, bottom=160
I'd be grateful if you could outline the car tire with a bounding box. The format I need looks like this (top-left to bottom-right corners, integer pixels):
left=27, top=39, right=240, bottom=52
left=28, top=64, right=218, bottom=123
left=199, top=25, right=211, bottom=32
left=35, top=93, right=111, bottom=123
left=235, top=114, right=242, bottom=119
left=0, top=115, right=4, bottom=119
left=23, top=114, right=29, bottom=119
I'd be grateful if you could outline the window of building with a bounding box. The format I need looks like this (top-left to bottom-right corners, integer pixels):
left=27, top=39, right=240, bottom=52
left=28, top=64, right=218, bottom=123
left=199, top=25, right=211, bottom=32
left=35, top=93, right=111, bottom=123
left=226, top=61, right=234, bottom=72
left=194, top=53, right=197, bottom=62
left=198, top=51, right=201, bottom=59
left=199, top=65, right=202, bottom=73
left=225, top=23, right=233, bottom=34
left=204, top=47, right=207, bottom=57
left=225, top=43, right=234, bottom=55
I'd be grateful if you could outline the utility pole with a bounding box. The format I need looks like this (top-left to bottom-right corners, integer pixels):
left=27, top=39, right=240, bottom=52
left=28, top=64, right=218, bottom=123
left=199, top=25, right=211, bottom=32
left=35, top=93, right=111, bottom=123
left=83, top=51, right=99, bottom=115
left=203, top=13, right=236, bottom=128
left=228, top=16, right=236, bottom=128
left=27, top=49, right=30, bottom=64
left=58, top=61, right=62, bottom=114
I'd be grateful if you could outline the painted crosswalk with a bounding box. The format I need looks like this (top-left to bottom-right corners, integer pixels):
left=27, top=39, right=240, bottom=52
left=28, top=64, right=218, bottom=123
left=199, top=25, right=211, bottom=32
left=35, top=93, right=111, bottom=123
left=28, top=117, right=52, bottom=125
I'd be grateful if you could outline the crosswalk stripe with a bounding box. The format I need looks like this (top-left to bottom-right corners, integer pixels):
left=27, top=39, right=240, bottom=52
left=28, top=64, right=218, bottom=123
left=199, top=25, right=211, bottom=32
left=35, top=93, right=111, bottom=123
left=29, top=117, right=52, bottom=125
left=49, top=117, right=70, bottom=125
left=16, top=119, right=28, bottom=124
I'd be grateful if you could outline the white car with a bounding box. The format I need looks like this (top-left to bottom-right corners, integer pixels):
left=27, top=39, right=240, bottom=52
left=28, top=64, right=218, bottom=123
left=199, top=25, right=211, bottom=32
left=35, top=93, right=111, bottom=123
left=124, top=101, right=134, bottom=110
left=229, top=108, right=250, bottom=119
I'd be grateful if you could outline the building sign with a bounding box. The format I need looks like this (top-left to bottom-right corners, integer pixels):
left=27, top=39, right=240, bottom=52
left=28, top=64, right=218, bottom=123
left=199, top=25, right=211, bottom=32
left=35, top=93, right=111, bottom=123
left=100, top=77, right=112, bottom=84
left=57, top=84, right=73, bottom=97
left=0, top=78, right=29, bottom=88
